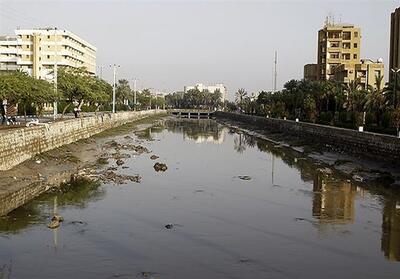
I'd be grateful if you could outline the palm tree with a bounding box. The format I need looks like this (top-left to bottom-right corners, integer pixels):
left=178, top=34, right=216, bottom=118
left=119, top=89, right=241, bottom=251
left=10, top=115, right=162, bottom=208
left=343, top=81, right=365, bottom=126
left=235, top=88, right=247, bottom=111
left=364, top=75, right=387, bottom=126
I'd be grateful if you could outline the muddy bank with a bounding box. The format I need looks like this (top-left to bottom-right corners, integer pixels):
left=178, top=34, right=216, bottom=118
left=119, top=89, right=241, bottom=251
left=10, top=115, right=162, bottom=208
left=0, top=115, right=167, bottom=216
left=217, top=117, right=400, bottom=189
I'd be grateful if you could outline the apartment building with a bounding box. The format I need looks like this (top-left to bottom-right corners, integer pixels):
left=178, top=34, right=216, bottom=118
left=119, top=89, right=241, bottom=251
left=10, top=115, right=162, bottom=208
left=333, top=59, right=385, bottom=89
left=0, top=27, right=96, bottom=81
left=184, top=83, right=228, bottom=103
left=390, top=7, right=400, bottom=82
left=317, top=23, right=361, bottom=81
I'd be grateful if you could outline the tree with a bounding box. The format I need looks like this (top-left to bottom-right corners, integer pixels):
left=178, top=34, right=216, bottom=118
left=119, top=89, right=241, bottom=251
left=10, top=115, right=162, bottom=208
left=0, top=71, right=56, bottom=120
left=57, top=67, right=114, bottom=116
left=235, top=88, right=247, bottom=111
left=364, top=75, right=387, bottom=126
left=392, top=105, right=400, bottom=137
left=116, top=79, right=131, bottom=105
left=58, top=67, right=92, bottom=116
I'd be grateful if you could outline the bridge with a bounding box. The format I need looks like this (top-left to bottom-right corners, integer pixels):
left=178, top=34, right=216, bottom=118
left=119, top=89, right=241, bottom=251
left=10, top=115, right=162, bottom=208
left=168, top=109, right=215, bottom=119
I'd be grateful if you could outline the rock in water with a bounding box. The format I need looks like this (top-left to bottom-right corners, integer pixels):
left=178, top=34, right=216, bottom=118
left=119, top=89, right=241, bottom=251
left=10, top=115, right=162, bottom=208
left=48, top=214, right=64, bottom=229
left=52, top=214, right=64, bottom=222
left=116, top=159, right=125, bottom=166
left=154, top=162, right=168, bottom=172
left=165, top=223, right=174, bottom=229
left=150, top=155, right=159, bottom=160
left=238, top=175, right=251, bottom=181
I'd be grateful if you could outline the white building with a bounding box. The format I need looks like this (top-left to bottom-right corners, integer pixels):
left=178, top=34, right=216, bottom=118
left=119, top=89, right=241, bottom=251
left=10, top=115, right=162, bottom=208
left=184, top=83, right=228, bottom=103
left=0, top=27, right=96, bottom=81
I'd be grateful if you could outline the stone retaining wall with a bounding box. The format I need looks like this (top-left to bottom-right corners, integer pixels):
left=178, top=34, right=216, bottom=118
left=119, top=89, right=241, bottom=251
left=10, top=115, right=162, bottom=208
left=0, top=110, right=165, bottom=171
left=215, top=111, right=400, bottom=160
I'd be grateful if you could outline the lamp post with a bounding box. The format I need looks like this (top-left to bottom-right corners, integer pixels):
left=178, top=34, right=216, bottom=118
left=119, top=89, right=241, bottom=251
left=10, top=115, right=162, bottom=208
left=110, top=64, right=120, bottom=113
left=391, top=68, right=400, bottom=107
left=53, top=27, right=58, bottom=120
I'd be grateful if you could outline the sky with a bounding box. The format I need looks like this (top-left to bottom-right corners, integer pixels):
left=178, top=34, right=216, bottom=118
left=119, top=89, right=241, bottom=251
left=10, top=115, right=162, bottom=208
left=0, top=0, right=399, bottom=100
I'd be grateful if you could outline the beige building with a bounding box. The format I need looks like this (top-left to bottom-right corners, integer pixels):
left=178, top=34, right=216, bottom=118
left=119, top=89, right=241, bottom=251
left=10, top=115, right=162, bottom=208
left=390, top=7, right=400, bottom=82
left=0, top=27, right=96, bottom=81
left=304, top=64, right=319, bottom=81
left=317, top=23, right=361, bottom=81
left=333, top=59, right=385, bottom=89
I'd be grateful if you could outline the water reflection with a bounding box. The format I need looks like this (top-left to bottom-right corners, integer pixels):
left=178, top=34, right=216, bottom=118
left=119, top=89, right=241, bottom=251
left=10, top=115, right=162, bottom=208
left=382, top=199, right=400, bottom=261
left=0, top=178, right=104, bottom=234
left=164, top=119, right=225, bottom=144
left=228, top=126, right=400, bottom=262
left=312, top=175, right=356, bottom=225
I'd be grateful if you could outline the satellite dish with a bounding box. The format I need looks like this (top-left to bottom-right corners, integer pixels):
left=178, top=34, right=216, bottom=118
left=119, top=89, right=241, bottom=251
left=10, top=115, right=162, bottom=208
left=377, top=58, right=384, bottom=63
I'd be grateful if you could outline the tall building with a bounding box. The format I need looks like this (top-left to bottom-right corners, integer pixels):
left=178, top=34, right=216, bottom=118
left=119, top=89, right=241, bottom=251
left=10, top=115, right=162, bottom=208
left=317, top=22, right=361, bottom=81
left=390, top=7, right=400, bottom=82
left=304, top=64, right=319, bottom=81
left=0, top=27, right=96, bottom=81
left=184, top=83, right=228, bottom=103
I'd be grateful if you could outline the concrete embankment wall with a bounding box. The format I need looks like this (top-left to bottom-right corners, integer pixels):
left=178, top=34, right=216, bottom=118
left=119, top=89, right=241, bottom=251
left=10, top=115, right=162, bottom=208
left=215, top=111, right=400, bottom=160
left=0, top=110, right=165, bottom=171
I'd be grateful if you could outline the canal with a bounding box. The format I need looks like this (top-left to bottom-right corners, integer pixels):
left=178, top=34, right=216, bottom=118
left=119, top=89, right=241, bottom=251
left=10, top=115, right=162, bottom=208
left=0, top=117, right=400, bottom=278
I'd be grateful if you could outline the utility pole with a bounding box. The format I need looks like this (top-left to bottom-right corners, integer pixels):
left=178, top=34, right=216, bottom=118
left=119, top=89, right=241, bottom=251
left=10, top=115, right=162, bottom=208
left=53, top=27, right=58, bottom=120
left=274, top=51, right=277, bottom=92
left=111, top=64, right=120, bottom=113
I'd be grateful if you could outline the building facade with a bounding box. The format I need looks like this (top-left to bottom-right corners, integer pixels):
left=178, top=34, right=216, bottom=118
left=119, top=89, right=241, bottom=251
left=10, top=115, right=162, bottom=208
left=304, top=64, right=319, bottom=81
left=0, top=27, right=96, bottom=81
left=333, top=59, right=385, bottom=89
left=184, top=83, right=228, bottom=103
left=317, top=23, right=361, bottom=81
left=390, top=7, right=400, bottom=82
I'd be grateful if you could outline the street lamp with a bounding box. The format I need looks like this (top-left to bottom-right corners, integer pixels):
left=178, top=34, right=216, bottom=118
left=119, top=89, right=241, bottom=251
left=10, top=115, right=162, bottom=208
left=110, top=64, right=120, bottom=113
left=391, top=68, right=400, bottom=107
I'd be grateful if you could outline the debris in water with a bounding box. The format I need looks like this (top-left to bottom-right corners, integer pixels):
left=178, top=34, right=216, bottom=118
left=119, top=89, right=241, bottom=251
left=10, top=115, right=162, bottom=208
left=116, top=159, right=125, bottom=166
left=154, top=162, right=168, bottom=172
left=238, top=175, right=252, bottom=181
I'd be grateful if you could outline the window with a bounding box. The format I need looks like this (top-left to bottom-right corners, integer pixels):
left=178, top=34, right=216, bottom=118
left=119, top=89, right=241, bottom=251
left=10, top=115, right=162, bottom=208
left=39, top=57, right=41, bottom=61
left=48, top=45, right=50, bottom=48
left=47, top=55, right=50, bottom=59
left=26, top=35, right=29, bottom=39
left=353, top=54, right=357, bottom=59
left=343, top=32, right=351, bottom=40
left=26, top=55, right=29, bottom=58
left=39, top=47, right=41, bottom=50
left=354, top=43, right=358, bottom=48
left=354, top=32, right=359, bottom=38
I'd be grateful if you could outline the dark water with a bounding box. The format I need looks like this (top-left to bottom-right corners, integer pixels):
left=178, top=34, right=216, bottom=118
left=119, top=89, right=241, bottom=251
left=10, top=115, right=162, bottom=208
left=1, top=118, right=400, bottom=279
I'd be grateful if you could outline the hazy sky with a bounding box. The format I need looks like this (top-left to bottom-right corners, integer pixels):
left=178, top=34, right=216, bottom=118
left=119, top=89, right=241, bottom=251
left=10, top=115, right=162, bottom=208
left=0, top=0, right=399, bottom=99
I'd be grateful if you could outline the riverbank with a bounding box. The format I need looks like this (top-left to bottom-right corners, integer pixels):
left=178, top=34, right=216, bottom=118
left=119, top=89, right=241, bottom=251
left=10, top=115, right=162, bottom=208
left=0, top=114, right=167, bottom=216
left=215, top=114, right=400, bottom=188
left=0, top=110, right=166, bottom=172
left=215, top=112, right=400, bottom=161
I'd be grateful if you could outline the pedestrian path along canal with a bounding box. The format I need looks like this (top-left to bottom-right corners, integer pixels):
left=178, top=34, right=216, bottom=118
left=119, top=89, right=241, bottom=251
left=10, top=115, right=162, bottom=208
left=0, top=118, right=400, bottom=279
